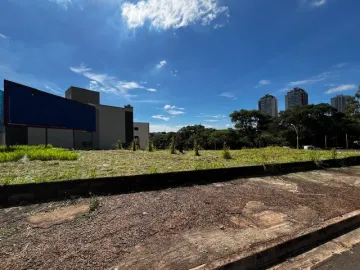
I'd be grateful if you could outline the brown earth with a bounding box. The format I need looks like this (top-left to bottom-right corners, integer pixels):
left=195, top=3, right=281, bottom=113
left=2, top=166, right=360, bottom=270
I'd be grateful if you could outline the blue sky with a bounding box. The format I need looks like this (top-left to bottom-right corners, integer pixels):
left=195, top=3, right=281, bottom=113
left=1, top=0, right=360, bottom=132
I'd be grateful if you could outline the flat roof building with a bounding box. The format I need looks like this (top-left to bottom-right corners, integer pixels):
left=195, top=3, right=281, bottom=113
left=258, top=94, right=278, bottom=117
left=285, top=88, right=308, bottom=110
left=331, top=94, right=351, bottom=113
left=1, top=80, right=149, bottom=150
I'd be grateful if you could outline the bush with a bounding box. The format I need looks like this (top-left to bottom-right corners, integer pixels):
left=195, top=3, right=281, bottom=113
left=146, top=140, right=155, bottom=152
left=220, top=143, right=232, bottom=159
left=194, top=139, right=200, bottom=156
left=115, top=139, right=123, bottom=150
left=169, top=135, right=176, bottom=154
left=89, top=197, right=100, bottom=212
left=130, top=140, right=137, bottom=151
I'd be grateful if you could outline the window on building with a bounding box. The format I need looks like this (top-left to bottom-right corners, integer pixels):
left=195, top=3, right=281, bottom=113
left=134, top=127, right=139, bottom=131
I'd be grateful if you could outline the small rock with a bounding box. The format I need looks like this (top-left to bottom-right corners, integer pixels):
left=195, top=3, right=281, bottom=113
left=220, top=225, right=225, bottom=230
left=143, top=212, right=147, bottom=215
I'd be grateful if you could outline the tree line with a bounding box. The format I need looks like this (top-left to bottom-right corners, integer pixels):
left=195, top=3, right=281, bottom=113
left=150, top=87, right=360, bottom=150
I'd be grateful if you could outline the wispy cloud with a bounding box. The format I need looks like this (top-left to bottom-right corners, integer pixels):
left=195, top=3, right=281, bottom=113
left=288, top=72, right=332, bottom=87
left=170, top=69, right=178, bottom=77
left=44, top=85, right=62, bottom=95
left=49, top=0, right=72, bottom=9
left=121, top=0, right=229, bottom=30
left=146, top=88, right=157, bottom=92
left=70, top=64, right=156, bottom=99
left=333, top=63, right=348, bottom=69
left=0, top=33, right=8, bottom=39
left=302, top=0, right=328, bottom=7
left=168, top=110, right=185, bottom=115
left=152, top=115, right=170, bottom=121
left=204, top=119, right=219, bottom=122
left=197, top=114, right=226, bottom=119
left=219, top=92, right=237, bottom=100
left=156, top=60, right=167, bottom=69
left=255, top=80, right=271, bottom=88
left=325, top=84, right=357, bottom=94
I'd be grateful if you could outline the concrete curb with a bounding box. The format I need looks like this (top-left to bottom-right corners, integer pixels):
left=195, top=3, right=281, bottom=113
left=1, top=156, right=360, bottom=207
left=198, top=210, right=360, bottom=270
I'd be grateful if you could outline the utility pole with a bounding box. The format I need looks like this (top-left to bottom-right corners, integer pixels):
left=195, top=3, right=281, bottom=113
left=291, top=124, right=299, bottom=149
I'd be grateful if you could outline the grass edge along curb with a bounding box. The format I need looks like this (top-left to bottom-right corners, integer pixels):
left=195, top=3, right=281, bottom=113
left=1, top=156, right=360, bottom=207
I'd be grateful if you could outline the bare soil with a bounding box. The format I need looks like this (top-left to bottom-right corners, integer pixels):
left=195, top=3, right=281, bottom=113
left=2, top=166, right=360, bottom=270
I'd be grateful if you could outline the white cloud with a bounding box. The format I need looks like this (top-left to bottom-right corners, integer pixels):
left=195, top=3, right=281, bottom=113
left=70, top=64, right=156, bottom=99
left=0, top=33, right=8, bottom=39
left=147, top=88, right=157, bottom=92
left=333, top=63, right=348, bottom=68
left=219, top=92, right=236, bottom=100
left=325, top=84, right=357, bottom=94
left=255, top=79, right=271, bottom=88
left=156, top=60, right=167, bottom=69
left=150, top=124, right=179, bottom=132
left=168, top=110, right=185, bottom=115
left=121, top=0, right=229, bottom=30
left=152, top=115, right=170, bottom=121
left=164, top=104, right=184, bottom=110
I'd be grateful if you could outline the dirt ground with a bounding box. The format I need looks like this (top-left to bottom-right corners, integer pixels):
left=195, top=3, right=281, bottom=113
left=2, top=166, right=360, bottom=270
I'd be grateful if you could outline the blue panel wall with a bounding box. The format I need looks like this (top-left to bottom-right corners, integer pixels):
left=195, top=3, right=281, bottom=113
left=4, top=80, right=96, bottom=132
left=0, top=90, right=4, bottom=132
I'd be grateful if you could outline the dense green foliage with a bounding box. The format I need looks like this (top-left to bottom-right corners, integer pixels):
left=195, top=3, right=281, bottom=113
left=151, top=87, right=360, bottom=150
left=0, top=145, right=78, bottom=162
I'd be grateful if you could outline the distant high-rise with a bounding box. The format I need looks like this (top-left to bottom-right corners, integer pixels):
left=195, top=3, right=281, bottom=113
left=331, top=95, right=351, bottom=113
left=285, top=88, right=308, bottom=110
left=258, top=94, right=278, bottom=117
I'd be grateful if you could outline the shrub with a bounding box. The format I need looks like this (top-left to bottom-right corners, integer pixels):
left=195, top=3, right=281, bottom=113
left=169, top=135, right=176, bottom=154
left=115, top=139, right=123, bottom=150
left=130, top=140, right=137, bottom=151
left=89, top=197, right=100, bottom=212
left=193, top=139, right=200, bottom=156
left=220, top=143, right=232, bottom=159
left=146, top=140, right=155, bottom=152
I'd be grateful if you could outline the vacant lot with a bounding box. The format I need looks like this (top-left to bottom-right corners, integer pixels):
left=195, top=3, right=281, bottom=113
left=2, top=166, right=360, bottom=270
left=0, top=146, right=359, bottom=185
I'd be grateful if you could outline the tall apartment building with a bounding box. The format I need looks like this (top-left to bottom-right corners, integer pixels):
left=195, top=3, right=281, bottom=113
left=258, top=94, right=278, bottom=117
left=331, top=95, right=351, bottom=113
left=285, top=88, right=308, bottom=110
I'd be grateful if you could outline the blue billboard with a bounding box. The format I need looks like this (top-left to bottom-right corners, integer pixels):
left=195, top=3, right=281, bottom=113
left=4, top=80, right=96, bottom=132
left=0, top=90, right=4, bottom=132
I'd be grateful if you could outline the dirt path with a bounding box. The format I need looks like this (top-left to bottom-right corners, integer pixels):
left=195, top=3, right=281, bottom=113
left=2, top=167, right=360, bottom=270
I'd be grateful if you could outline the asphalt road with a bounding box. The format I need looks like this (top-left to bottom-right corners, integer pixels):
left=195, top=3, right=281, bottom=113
left=314, top=243, right=360, bottom=270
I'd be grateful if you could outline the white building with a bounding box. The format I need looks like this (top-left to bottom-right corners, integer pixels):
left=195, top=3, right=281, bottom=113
left=134, top=122, right=150, bottom=150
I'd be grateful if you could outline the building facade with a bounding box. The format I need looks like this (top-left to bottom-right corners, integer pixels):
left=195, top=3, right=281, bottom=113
left=285, top=88, right=308, bottom=110
left=1, top=82, right=150, bottom=150
left=331, top=95, right=351, bottom=113
left=258, top=94, right=278, bottom=117
left=134, top=122, right=150, bottom=150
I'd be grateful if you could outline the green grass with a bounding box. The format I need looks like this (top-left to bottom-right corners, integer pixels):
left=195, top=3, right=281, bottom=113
left=0, top=145, right=78, bottom=163
left=0, top=146, right=359, bottom=185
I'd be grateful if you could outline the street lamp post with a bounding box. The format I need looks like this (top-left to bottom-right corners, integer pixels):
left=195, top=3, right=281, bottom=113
left=290, top=124, right=299, bottom=149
